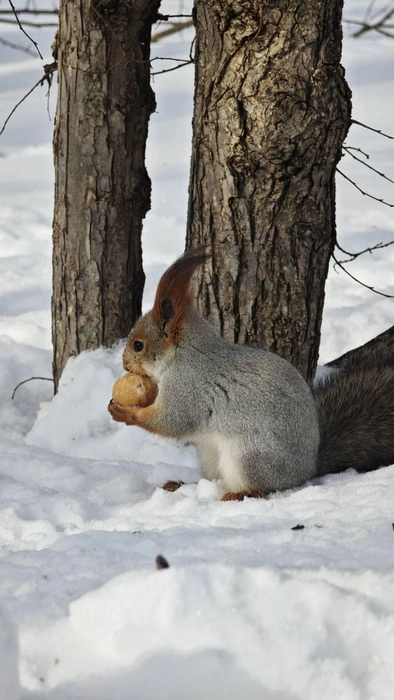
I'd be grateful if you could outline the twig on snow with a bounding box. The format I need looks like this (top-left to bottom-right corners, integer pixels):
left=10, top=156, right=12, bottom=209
left=12, top=376, right=54, bottom=400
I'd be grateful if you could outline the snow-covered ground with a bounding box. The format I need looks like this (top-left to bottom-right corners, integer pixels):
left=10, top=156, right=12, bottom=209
left=0, top=1, right=394, bottom=698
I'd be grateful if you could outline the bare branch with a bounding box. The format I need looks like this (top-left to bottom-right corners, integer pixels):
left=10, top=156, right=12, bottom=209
left=151, top=60, right=193, bottom=77
left=374, top=26, right=394, bottom=37
left=0, top=7, right=58, bottom=14
left=0, top=61, right=56, bottom=135
left=7, top=0, right=43, bottom=58
left=189, top=33, right=196, bottom=62
left=0, top=16, right=57, bottom=26
left=156, top=13, right=192, bottom=20
left=152, top=19, right=194, bottom=43
left=343, top=19, right=370, bottom=27
left=343, top=146, right=394, bottom=185
left=0, top=33, right=36, bottom=54
left=344, top=3, right=394, bottom=37
left=45, top=71, right=53, bottom=120
left=337, top=168, right=394, bottom=207
left=336, top=239, right=394, bottom=263
left=151, top=56, right=192, bottom=63
left=343, top=18, right=394, bottom=37
left=351, top=119, right=394, bottom=140
left=345, top=146, right=370, bottom=159
left=332, top=253, right=394, bottom=298
left=0, top=76, right=43, bottom=134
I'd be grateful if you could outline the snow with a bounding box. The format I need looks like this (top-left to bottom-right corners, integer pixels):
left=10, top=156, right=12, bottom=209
left=0, top=0, right=394, bottom=697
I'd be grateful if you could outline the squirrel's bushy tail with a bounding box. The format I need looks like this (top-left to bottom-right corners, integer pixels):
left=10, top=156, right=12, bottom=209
left=313, top=359, right=394, bottom=476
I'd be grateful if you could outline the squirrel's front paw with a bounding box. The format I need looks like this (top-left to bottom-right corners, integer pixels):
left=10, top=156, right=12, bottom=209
left=108, top=400, right=137, bottom=425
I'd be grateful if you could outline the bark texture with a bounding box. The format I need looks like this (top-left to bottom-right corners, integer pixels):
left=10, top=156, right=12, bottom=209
left=52, top=0, right=160, bottom=389
left=187, top=0, right=351, bottom=382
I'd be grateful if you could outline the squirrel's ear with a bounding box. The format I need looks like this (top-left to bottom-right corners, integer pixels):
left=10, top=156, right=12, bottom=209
left=152, top=247, right=209, bottom=343
left=158, top=297, right=175, bottom=324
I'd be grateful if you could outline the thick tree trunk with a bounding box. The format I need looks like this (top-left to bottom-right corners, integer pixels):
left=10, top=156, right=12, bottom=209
left=52, top=0, right=160, bottom=389
left=187, top=0, right=351, bottom=382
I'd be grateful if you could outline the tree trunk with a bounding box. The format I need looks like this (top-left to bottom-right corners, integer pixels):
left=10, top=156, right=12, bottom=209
left=52, top=0, right=160, bottom=389
left=187, top=0, right=351, bottom=383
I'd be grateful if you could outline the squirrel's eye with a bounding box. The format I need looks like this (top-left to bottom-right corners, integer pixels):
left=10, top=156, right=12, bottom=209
left=133, top=340, right=144, bottom=352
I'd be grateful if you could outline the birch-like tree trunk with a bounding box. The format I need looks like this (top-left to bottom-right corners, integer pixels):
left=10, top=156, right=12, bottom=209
left=187, top=0, right=351, bottom=382
left=52, top=0, right=160, bottom=389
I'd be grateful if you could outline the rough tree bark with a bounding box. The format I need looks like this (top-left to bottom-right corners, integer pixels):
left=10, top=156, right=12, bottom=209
left=187, top=0, right=352, bottom=382
left=52, top=0, right=160, bottom=389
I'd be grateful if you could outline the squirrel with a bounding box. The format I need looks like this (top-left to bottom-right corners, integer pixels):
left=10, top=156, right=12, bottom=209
left=108, top=248, right=394, bottom=501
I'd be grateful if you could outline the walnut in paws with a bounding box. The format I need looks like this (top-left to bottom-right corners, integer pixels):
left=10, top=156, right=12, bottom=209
left=111, top=372, right=158, bottom=408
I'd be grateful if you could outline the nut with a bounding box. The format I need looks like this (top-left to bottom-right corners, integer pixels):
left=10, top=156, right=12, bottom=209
left=112, top=373, right=158, bottom=408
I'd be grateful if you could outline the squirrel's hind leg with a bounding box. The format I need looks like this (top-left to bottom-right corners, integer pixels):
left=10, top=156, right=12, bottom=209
left=196, top=440, right=222, bottom=481
left=221, top=490, right=263, bottom=502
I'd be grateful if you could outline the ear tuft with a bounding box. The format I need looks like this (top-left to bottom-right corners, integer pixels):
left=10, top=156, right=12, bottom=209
left=159, top=297, right=175, bottom=323
left=152, top=246, right=209, bottom=343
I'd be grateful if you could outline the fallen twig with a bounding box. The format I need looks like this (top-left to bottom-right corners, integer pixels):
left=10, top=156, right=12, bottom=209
left=12, top=376, right=54, bottom=400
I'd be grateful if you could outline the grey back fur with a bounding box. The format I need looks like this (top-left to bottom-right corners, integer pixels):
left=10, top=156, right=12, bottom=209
left=160, top=310, right=320, bottom=493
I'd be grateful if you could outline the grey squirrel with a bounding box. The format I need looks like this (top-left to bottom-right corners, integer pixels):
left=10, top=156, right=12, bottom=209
left=108, top=249, right=394, bottom=500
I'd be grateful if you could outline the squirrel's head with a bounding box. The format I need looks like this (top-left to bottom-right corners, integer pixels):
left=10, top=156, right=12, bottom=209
left=123, top=248, right=208, bottom=380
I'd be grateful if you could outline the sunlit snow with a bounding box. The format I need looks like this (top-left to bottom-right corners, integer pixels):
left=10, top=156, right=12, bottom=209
left=0, top=1, right=394, bottom=698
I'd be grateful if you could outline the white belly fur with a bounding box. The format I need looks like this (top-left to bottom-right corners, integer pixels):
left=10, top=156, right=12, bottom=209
left=196, top=434, right=246, bottom=492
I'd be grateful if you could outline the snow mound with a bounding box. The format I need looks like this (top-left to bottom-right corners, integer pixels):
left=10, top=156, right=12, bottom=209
left=26, top=345, right=197, bottom=470
left=20, top=564, right=394, bottom=699
left=0, top=608, right=20, bottom=700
